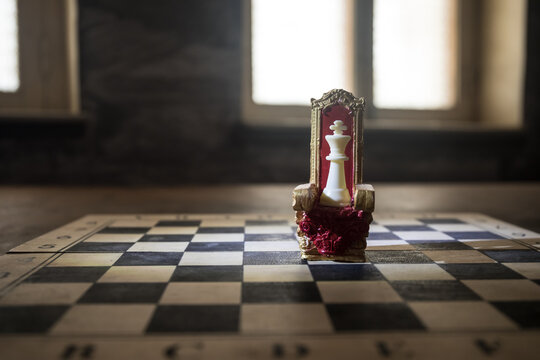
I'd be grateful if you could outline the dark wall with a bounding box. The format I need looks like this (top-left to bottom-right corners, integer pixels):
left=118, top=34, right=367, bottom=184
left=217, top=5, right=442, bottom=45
left=522, top=0, right=540, bottom=180
left=0, top=0, right=538, bottom=184
left=79, top=0, right=246, bottom=182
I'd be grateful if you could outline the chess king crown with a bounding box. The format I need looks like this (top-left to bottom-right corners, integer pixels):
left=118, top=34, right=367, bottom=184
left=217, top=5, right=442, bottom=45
left=292, top=89, right=375, bottom=262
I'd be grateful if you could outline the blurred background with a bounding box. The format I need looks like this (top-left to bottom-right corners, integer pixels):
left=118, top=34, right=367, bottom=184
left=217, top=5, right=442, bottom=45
left=0, top=0, right=538, bottom=185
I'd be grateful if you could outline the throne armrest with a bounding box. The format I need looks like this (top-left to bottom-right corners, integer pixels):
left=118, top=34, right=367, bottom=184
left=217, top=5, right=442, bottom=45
left=353, top=184, right=375, bottom=212
left=292, top=183, right=319, bottom=212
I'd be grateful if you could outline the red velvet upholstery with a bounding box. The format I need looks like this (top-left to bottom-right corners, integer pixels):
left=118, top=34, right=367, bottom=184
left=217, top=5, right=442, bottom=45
left=298, top=206, right=370, bottom=255
left=319, top=104, right=355, bottom=199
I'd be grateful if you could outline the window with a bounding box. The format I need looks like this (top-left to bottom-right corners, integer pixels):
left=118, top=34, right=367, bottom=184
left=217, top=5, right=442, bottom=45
left=251, top=0, right=353, bottom=106
left=0, top=0, right=80, bottom=114
left=243, top=0, right=526, bottom=128
left=0, top=0, right=19, bottom=93
left=373, top=0, right=457, bottom=110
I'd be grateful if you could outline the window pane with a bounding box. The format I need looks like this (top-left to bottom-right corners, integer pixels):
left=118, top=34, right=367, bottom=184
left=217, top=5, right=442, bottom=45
left=0, top=0, right=19, bottom=92
left=252, top=0, right=353, bottom=106
left=373, top=0, right=457, bottom=109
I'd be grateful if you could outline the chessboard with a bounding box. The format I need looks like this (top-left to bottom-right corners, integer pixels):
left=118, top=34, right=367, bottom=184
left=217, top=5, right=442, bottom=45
left=0, top=213, right=539, bottom=359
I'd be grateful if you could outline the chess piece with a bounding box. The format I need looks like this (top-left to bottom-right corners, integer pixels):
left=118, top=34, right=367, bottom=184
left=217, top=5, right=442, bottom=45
left=292, top=89, right=375, bottom=262
left=320, top=120, right=351, bottom=207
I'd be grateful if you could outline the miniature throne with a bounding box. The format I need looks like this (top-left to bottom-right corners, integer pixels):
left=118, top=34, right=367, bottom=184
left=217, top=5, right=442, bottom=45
left=293, top=89, right=375, bottom=262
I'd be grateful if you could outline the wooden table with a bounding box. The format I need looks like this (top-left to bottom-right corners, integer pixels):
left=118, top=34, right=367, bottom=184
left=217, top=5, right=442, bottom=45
left=1, top=183, right=539, bottom=255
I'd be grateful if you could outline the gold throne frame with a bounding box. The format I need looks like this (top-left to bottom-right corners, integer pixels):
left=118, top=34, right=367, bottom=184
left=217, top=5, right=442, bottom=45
left=293, top=89, right=375, bottom=262
left=310, top=89, right=365, bottom=189
left=293, top=89, right=375, bottom=214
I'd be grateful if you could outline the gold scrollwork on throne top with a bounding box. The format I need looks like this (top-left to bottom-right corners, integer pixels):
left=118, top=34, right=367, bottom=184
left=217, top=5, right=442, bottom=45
left=310, top=89, right=365, bottom=112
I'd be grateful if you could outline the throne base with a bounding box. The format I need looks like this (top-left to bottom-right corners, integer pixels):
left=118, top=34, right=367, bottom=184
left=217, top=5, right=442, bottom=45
left=301, top=252, right=366, bottom=262
left=296, top=232, right=367, bottom=262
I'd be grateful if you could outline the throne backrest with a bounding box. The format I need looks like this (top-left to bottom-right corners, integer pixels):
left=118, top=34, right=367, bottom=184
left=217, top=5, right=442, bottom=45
left=309, top=89, right=365, bottom=198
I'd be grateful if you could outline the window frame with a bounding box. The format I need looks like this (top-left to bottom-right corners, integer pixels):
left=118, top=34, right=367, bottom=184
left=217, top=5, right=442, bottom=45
left=242, top=0, right=476, bottom=126
left=0, top=0, right=80, bottom=114
left=242, top=0, right=308, bottom=126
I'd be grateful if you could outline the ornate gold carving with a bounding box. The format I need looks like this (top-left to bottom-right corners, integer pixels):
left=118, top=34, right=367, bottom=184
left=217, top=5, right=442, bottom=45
left=310, top=88, right=365, bottom=113
left=309, top=89, right=365, bottom=186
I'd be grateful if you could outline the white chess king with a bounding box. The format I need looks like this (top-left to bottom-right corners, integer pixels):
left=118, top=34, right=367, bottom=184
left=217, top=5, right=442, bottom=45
left=320, top=120, right=351, bottom=207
